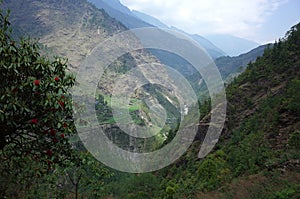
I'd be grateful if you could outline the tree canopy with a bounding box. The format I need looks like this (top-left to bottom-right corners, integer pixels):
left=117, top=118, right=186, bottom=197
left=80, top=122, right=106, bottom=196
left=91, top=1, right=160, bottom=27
left=0, top=8, right=76, bottom=168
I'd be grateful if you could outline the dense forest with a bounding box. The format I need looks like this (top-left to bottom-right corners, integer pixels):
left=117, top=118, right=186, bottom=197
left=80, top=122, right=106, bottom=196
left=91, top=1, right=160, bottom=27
left=0, top=0, right=300, bottom=198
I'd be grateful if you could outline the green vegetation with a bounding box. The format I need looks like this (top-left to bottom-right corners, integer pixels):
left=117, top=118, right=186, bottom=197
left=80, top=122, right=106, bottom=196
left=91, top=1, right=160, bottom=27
left=0, top=7, right=76, bottom=172
left=0, top=7, right=113, bottom=198
left=1, top=0, right=299, bottom=198
left=97, top=22, right=300, bottom=198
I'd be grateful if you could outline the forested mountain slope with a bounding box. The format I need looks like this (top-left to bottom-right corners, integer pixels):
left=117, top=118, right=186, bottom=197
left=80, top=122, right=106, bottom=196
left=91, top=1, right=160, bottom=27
left=166, top=22, right=300, bottom=198
left=99, top=23, right=300, bottom=199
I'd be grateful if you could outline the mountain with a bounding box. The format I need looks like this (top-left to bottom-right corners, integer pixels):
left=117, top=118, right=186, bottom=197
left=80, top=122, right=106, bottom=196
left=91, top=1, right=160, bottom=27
left=167, top=23, right=300, bottom=198
left=127, top=10, right=226, bottom=59
left=96, top=1, right=257, bottom=59
left=98, top=0, right=134, bottom=16
left=132, top=9, right=226, bottom=59
left=87, top=0, right=152, bottom=28
left=168, top=26, right=226, bottom=59
left=206, top=34, right=260, bottom=56
left=132, top=9, right=169, bottom=29
left=89, top=0, right=226, bottom=59
left=99, top=22, right=300, bottom=199
left=3, top=0, right=190, bottom=158
left=2, top=0, right=126, bottom=70
left=188, top=33, right=226, bottom=59
left=215, top=44, right=269, bottom=82
left=1, top=0, right=300, bottom=198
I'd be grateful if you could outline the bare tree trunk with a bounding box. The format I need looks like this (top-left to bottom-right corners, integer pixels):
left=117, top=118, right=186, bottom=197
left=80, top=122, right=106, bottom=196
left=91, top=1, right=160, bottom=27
left=75, top=183, right=78, bottom=199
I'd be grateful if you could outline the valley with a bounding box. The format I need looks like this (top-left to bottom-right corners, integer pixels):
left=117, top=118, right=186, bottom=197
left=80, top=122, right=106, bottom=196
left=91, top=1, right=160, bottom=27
left=0, top=0, right=299, bottom=198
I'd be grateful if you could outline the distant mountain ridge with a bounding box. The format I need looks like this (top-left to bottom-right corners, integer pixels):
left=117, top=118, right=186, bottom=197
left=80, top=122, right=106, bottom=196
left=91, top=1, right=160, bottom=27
left=132, top=8, right=226, bottom=59
left=101, top=0, right=134, bottom=16
left=206, top=34, right=260, bottom=56
left=94, top=0, right=260, bottom=58
left=87, top=0, right=153, bottom=28
left=132, top=9, right=169, bottom=29
left=170, top=26, right=226, bottom=58
left=86, top=0, right=267, bottom=87
left=120, top=8, right=227, bottom=59
left=215, top=44, right=269, bottom=82
left=88, top=0, right=226, bottom=59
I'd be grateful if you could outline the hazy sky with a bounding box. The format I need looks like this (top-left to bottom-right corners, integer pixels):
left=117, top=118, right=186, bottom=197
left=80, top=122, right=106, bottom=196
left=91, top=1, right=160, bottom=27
left=120, top=0, right=300, bottom=44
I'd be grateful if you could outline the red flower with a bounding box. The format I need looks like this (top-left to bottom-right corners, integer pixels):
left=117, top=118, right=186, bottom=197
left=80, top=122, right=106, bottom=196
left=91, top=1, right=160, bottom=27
left=53, top=138, right=58, bottom=143
left=31, top=118, right=38, bottom=124
left=50, top=129, right=56, bottom=136
left=54, top=77, right=59, bottom=82
left=63, top=123, right=68, bottom=128
left=60, top=133, right=65, bottom=139
left=46, top=149, right=52, bottom=156
left=58, top=100, right=65, bottom=107
left=61, top=95, right=65, bottom=99
left=34, top=80, right=40, bottom=86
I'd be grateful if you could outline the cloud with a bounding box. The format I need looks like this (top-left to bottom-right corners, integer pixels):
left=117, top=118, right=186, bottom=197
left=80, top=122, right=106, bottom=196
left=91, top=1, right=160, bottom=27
left=120, top=0, right=288, bottom=42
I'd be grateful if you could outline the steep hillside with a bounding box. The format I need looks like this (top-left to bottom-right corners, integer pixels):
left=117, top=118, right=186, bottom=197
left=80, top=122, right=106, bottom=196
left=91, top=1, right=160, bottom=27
left=99, top=23, right=300, bottom=199
left=168, top=22, right=300, bottom=198
left=2, top=0, right=185, bottom=154
left=2, top=0, right=165, bottom=94
left=2, top=0, right=126, bottom=70
left=225, top=25, right=300, bottom=145
left=2, top=1, right=299, bottom=198
left=202, top=22, right=300, bottom=198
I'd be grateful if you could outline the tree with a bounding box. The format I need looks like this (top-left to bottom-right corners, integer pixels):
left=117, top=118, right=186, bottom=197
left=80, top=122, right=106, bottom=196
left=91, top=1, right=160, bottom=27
left=62, top=152, right=113, bottom=198
left=0, top=7, right=76, bottom=169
